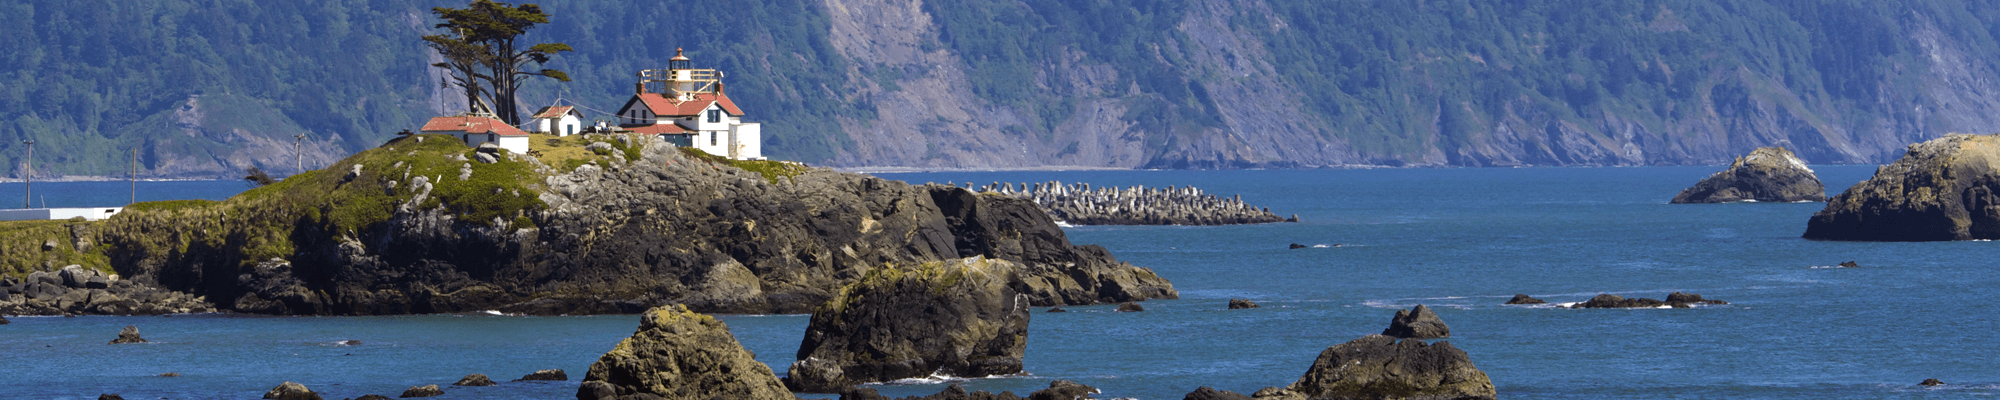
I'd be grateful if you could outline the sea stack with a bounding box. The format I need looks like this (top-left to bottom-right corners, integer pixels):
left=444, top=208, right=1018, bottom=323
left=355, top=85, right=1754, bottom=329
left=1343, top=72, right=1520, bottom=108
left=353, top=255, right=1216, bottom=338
left=578, top=305, right=792, bottom=400
left=109, top=325, right=147, bottom=344
left=1381, top=304, right=1449, bottom=339
left=1284, top=335, right=1496, bottom=400
left=1671, top=147, right=1826, bottom=203
left=1806, top=134, right=2000, bottom=241
left=787, top=257, right=1031, bottom=393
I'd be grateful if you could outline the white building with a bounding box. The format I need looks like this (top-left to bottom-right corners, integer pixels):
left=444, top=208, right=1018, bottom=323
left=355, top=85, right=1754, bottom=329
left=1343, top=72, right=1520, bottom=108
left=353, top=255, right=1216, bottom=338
left=0, top=207, right=123, bottom=222
left=613, top=48, right=764, bottom=160
left=529, top=105, right=584, bottom=136
left=419, top=114, right=532, bottom=154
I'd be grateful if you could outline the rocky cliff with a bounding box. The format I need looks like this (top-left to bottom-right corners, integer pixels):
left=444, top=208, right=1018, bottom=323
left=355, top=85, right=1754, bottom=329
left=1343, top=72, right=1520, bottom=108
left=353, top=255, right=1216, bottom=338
left=87, top=134, right=1174, bottom=315
left=1805, top=133, right=2000, bottom=241
left=1671, top=147, right=1827, bottom=203
left=787, top=257, right=1032, bottom=392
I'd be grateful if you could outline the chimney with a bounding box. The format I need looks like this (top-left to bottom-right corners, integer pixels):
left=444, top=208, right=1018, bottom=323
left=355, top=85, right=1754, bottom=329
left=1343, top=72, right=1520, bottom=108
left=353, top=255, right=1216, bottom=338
left=636, top=82, right=646, bottom=95
left=716, top=82, right=724, bottom=94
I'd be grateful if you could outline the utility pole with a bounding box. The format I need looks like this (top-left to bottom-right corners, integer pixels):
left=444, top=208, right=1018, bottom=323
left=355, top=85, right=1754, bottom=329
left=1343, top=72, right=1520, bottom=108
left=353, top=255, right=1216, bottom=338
left=294, top=134, right=306, bottom=174
left=130, top=148, right=138, bottom=205
left=21, top=139, right=33, bottom=209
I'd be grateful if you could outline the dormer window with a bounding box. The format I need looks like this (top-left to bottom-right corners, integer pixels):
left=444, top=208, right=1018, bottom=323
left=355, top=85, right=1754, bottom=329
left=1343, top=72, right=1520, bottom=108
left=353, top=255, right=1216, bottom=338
left=708, top=109, right=721, bottom=123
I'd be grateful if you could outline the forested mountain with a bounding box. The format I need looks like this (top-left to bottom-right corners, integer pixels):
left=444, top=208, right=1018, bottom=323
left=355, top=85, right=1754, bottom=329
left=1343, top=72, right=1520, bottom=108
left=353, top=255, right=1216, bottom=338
left=8, top=0, right=2000, bottom=177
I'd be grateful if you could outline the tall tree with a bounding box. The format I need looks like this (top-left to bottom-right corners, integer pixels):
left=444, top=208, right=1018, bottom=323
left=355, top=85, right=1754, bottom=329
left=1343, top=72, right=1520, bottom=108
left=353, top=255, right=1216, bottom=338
left=421, top=28, right=493, bottom=116
left=433, top=0, right=572, bottom=125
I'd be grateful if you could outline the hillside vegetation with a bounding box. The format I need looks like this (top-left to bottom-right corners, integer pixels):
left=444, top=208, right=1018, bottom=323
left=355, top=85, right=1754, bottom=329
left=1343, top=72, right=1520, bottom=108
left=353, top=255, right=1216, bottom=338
left=7, top=0, right=2000, bottom=174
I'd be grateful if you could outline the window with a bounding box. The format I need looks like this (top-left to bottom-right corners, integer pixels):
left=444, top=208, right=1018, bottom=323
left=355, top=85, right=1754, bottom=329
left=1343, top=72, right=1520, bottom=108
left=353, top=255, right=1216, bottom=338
left=707, top=109, right=720, bottom=123
left=709, top=132, right=717, bottom=146
left=487, top=133, right=495, bottom=142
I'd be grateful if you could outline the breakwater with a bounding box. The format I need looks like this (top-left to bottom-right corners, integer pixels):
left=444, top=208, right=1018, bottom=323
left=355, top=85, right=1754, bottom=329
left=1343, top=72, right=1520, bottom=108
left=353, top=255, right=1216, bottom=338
left=951, top=181, right=1291, bottom=225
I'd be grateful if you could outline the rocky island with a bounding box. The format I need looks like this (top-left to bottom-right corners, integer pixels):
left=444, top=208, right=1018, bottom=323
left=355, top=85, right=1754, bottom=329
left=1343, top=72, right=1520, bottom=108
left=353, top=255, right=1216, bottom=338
left=787, top=257, right=1032, bottom=393
left=1670, top=147, right=1826, bottom=204
left=969, top=181, right=1288, bottom=225
left=1, top=133, right=1175, bottom=316
left=1805, top=133, right=2000, bottom=241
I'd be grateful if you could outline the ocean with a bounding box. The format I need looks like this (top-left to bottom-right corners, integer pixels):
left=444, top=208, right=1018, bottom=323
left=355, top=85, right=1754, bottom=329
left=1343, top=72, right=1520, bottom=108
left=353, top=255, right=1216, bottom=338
left=3, top=166, right=1994, bottom=399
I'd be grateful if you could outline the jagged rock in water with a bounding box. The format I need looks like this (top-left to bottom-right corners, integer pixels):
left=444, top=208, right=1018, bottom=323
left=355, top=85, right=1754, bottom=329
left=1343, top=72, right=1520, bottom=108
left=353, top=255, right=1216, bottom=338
left=1288, top=243, right=1307, bottom=249
left=1569, top=294, right=1666, bottom=308
left=1381, top=305, right=1449, bottom=339
left=579, top=305, right=790, bottom=400
left=840, top=381, right=1100, bottom=400
left=974, top=181, right=1284, bottom=225
left=0, top=316, right=8, bottom=324
left=1182, top=386, right=1252, bottom=400
left=1921, top=378, right=1945, bottom=386
left=451, top=374, right=496, bottom=387
left=354, top=395, right=391, bottom=400
left=98, top=136, right=1174, bottom=316
left=1116, top=302, right=1144, bottom=312
left=515, top=369, right=568, bottom=381
left=158, top=372, right=180, bottom=377
left=262, top=382, right=322, bottom=400
left=0, top=266, right=215, bottom=316
left=1228, top=299, right=1260, bottom=309
left=788, top=257, right=1032, bottom=393
left=97, top=395, right=123, bottom=400
left=1504, top=294, right=1546, bottom=304
left=1671, top=147, right=1827, bottom=203
left=109, top=325, right=147, bottom=344
left=1664, top=292, right=1729, bottom=305
left=1285, top=335, right=1496, bottom=400
left=1838, top=261, right=1860, bottom=268
left=399, top=384, right=443, bottom=398
left=1047, top=306, right=1067, bottom=313
left=1806, top=134, right=2000, bottom=241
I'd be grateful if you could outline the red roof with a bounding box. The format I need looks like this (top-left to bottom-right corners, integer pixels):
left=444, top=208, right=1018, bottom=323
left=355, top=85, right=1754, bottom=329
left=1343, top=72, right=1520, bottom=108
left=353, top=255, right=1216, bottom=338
left=632, top=92, right=745, bottom=117
left=624, top=123, right=690, bottom=135
left=531, top=106, right=577, bottom=119
left=420, top=116, right=530, bottom=136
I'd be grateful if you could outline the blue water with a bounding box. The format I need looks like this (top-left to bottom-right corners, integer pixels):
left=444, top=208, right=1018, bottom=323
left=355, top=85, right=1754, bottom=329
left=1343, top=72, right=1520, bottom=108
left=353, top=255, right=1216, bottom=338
left=5, top=167, right=1997, bottom=399
left=0, top=180, right=250, bottom=209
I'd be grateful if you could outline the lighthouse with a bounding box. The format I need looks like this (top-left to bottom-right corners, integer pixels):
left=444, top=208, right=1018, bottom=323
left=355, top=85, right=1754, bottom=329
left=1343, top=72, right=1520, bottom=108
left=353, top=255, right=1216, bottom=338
left=613, top=48, right=764, bottom=160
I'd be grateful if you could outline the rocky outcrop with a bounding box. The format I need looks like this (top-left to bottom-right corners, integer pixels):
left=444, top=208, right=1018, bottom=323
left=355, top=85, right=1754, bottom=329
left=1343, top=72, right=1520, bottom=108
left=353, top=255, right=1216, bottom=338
left=109, top=325, right=147, bottom=344
left=1285, top=335, right=1496, bottom=400
left=100, top=136, right=1175, bottom=316
left=0, top=265, right=214, bottom=316
left=1568, top=293, right=1727, bottom=309
left=1504, top=295, right=1546, bottom=304
left=788, top=257, right=1031, bottom=393
left=579, top=305, right=791, bottom=400
left=1182, top=387, right=1252, bottom=400
left=1805, top=134, right=2000, bottom=241
left=1116, top=302, right=1145, bottom=312
left=399, top=384, right=443, bottom=398
left=1381, top=305, right=1449, bottom=339
left=262, top=382, right=322, bottom=400
left=838, top=381, right=1099, bottom=400
left=1671, top=147, right=1827, bottom=203
left=451, top=374, right=496, bottom=387
left=971, top=181, right=1284, bottom=225
left=1228, top=299, right=1259, bottom=309
left=1921, top=378, right=1944, bottom=386
left=516, top=369, right=567, bottom=381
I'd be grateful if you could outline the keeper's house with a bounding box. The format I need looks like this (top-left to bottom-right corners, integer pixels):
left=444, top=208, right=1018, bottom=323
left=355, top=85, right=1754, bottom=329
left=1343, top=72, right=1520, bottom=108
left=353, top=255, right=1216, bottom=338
left=613, top=48, right=763, bottom=160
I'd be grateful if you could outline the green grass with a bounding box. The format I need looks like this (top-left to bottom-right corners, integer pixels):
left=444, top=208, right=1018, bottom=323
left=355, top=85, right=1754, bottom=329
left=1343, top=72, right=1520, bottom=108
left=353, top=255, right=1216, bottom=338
left=677, top=147, right=810, bottom=184
left=0, top=220, right=111, bottom=278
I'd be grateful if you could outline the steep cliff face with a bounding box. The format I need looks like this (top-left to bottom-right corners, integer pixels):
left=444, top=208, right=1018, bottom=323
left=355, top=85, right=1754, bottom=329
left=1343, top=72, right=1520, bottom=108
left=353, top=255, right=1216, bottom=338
left=95, top=134, right=1175, bottom=315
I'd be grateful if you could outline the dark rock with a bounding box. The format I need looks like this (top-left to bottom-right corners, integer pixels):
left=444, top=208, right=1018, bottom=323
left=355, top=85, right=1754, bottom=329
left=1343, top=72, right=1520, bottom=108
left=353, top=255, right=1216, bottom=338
left=580, top=305, right=790, bottom=400
left=788, top=257, right=1032, bottom=393
left=1046, top=306, right=1067, bottom=313
left=159, top=372, right=180, bottom=377
left=1672, top=147, right=1827, bottom=204
left=1116, top=302, right=1144, bottom=312
left=1806, top=134, right=2000, bottom=241
left=1285, top=335, right=1496, bottom=400
left=1838, top=261, right=1860, bottom=268
left=262, top=381, right=323, bottom=400
left=838, top=387, right=889, bottom=400
left=1227, top=299, right=1259, bottom=309
left=1181, top=387, right=1251, bottom=400
left=1570, top=294, right=1667, bottom=308
left=354, top=395, right=392, bottom=400
left=399, top=384, right=444, bottom=397
left=97, top=395, right=123, bottom=400
left=451, top=374, right=496, bottom=387
left=0, top=316, right=8, bottom=324
left=1921, top=378, right=1944, bottom=386
left=1287, top=214, right=1299, bottom=222
left=1027, top=380, right=1097, bottom=400
left=516, top=369, right=567, bottom=381
left=1505, top=294, right=1547, bottom=304
left=1381, top=304, right=1450, bottom=339
left=1665, top=292, right=1729, bottom=305
left=109, top=325, right=147, bottom=344
left=341, top=340, right=362, bottom=346
left=1289, top=243, right=1307, bottom=249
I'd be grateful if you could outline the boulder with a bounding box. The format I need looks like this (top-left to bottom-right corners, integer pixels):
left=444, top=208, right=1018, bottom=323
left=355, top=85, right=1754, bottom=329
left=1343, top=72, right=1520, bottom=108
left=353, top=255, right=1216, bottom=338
left=1046, top=306, right=1067, bottom=313
left=159, top=372, right=181, bottom=377
left=109, top=325, right=147, bottom=344
left=516, top=369, right=568, bottom=381
left=579, top=305, right=791, bottom=400
left=1285, top=335, right=1496, bottom=400
left=262, top=381, right=323, bottom=400
left=1921, top=378, right=1944, bottom=386
left=1182, top=386, right=1251, bottom=400
left=788, top=257, right=1032, bottom=393
left=1116, top=302, right=1145, bottom=312
left=1671, top=147, right=1826, bottom=203
left=399, top=384, right=444, bottom=398
left=1227, top=299, right=1259, bottom=309
left=1504, top=294, right=1546, bottom=304
left=1838, top=261, right=1860, bottom=268
left=355, top=395, right=392, bottom=400
left=1805, top=134, right=2000, bottom=240
left=451, top=374, right=496, bottom=387
left=1289, top=243, right=1308, bottom=249
left=97, top=395, right=123, bottom=400
left=1381, top=305, right=1449, bottom=339
left=1664, top=292, right=1729, bottom=305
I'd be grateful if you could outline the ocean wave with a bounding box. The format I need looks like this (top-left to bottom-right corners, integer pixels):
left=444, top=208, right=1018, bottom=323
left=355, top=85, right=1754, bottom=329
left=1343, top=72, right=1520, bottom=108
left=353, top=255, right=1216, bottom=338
left=881, top=372, right=969, bottom=385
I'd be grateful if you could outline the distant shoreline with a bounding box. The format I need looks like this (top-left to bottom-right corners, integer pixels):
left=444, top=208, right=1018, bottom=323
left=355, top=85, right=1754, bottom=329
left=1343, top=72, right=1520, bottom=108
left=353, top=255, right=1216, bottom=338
left=0, top=176, right=236, bottom=183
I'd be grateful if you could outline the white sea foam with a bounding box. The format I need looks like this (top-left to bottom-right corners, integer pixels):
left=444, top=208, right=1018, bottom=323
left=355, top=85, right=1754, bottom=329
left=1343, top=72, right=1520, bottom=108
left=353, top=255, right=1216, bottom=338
left=481, top=310, right=505, bottom=316
left=1054, top=221, right=1075, bottom=227
left=1554, top=302, right=1580, bottom=308
left=882, top=372, right=968, bottom=385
